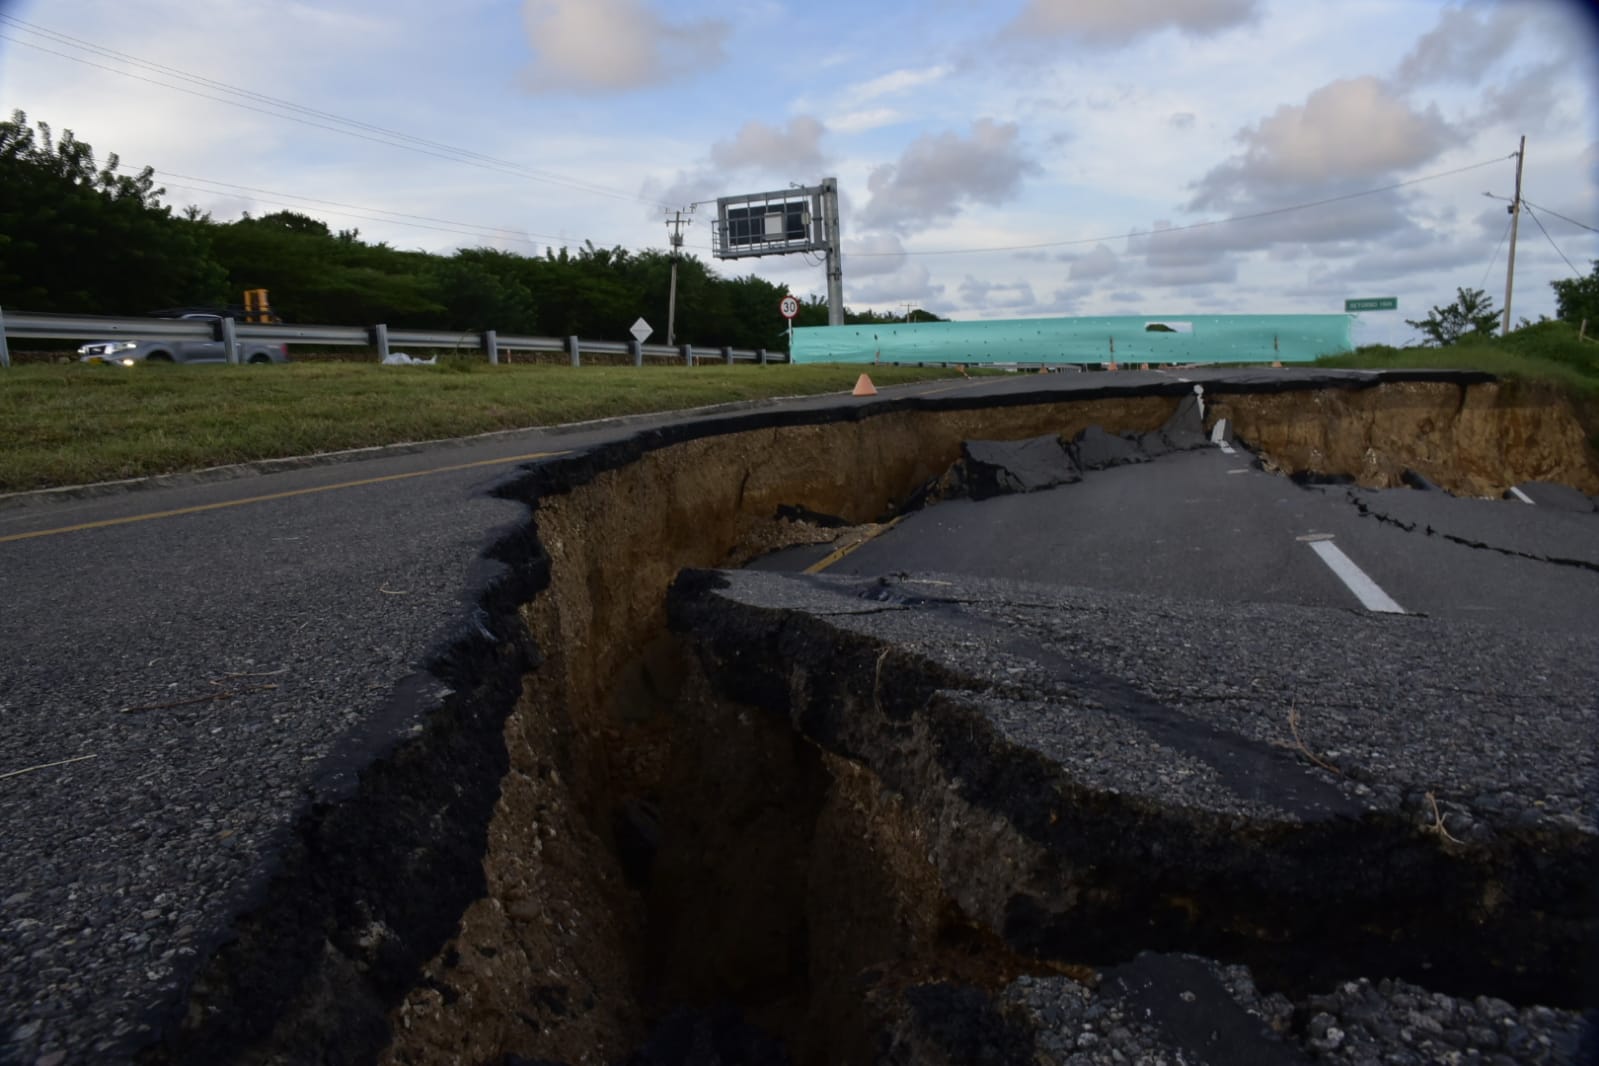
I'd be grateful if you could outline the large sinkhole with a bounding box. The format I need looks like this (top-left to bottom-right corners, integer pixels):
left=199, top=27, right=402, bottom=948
left=163, top=378, right=1599, bottom=1066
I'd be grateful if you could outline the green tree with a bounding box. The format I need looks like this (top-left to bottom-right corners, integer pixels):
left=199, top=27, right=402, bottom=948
left=209, top=212, right=444, bottom=324
left=1549, top=260, right=1599, bottom=328
left=0, top=110, right=227, bottom=313
left=433, top=249, right=537, bottom=334
left=1405, top=286, right=1500, bottom=345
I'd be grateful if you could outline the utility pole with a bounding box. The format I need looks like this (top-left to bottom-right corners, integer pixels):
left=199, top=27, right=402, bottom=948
left=1502, top=135, right=1525, bottom=336
left=900, top=302, right=915, bottom=322
left=820, top=178, right=844, bottom=327
left=665, top=209, right=691, bottom=346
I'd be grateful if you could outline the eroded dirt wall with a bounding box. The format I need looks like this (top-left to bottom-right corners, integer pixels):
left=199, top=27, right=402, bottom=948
left=379, top=396, right=1181, bottom=1064
left=1211, top=380, right=1599, bottom=495
left=377, top=380, right=1599, bottom=1066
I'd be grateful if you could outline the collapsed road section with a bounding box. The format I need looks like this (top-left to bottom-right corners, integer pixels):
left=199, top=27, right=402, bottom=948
left=12, top=369, right=1591, bottom=1066
left=376, top=371, right=1596, bottom=1066
left=664, top=566, right=1595, bottom=1062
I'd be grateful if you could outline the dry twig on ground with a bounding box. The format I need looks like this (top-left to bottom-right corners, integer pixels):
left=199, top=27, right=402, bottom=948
left=1287, top=703, right=1342, bottom=775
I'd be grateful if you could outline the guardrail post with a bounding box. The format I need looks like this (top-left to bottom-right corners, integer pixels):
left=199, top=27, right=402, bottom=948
left=567, top=335, right=581, bottom=367
left=372, top=323, right=390, bottom=362
left=681, top=344, right=693, bottom=367
left=722, top=345, right=734, bottom=365
left=483, top=329, right=499, bottom=366
left=0, top=306, right=11, bottom=369
left=756, top=348, right=767, bottom=365
left=629, top=339, right=643, bottom=367
left=219, top=316, right=241, bottom=365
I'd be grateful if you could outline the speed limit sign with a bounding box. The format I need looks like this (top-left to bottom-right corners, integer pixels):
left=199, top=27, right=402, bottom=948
left=779, top=295, right=799, bottom=319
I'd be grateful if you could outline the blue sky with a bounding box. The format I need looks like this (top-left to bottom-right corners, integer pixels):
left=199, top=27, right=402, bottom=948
left=1, top=0, right=1596, bottom=344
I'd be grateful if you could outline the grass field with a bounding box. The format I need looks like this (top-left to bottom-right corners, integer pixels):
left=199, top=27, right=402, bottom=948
left=1312, top=319, right=1599, bottom=446
left=1314, top=319, right=1599, bottom=393
left=6, top=325, right=1596, bottom=494
left=0, top=361, right=963, bottom=493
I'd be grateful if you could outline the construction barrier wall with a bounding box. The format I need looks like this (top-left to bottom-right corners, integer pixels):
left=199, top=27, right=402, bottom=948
left=791, top=313, right=1356, bottom=365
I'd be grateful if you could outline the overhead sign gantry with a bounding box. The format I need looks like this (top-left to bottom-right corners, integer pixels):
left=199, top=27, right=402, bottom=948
left=712, top=178, right=844, bottom=327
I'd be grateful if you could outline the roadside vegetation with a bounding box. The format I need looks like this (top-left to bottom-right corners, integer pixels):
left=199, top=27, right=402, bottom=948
left=0, top=363, right=968, bottom=493
left=1314, top=275, right=1599, bottom=445
left=1316, top=317, right=1597, bottom=389
left=0, top=111, right=936, bottom=347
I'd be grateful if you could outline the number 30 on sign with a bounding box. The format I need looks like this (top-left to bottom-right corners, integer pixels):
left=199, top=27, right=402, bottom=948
left=779, top=295, right=800, bottom=319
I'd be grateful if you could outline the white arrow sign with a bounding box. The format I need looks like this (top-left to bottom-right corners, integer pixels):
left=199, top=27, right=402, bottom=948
left=630, top=317, right=653, bottom=343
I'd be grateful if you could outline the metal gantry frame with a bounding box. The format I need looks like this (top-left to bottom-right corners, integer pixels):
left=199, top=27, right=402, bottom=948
left=712, top=178, right=844, bottom=327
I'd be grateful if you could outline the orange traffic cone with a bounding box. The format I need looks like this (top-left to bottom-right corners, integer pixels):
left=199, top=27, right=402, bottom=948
left=853, top=373, right=878, bottom=396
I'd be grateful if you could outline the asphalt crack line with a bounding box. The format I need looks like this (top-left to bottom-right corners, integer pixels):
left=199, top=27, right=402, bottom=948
left=1344, top=490, right=1599, bottom=575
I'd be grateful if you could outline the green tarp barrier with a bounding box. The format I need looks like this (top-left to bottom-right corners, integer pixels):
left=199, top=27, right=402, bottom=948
left=792, top=313, right=1354, bottom=365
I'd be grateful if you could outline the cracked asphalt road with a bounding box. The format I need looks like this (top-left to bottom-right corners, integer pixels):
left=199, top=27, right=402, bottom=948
left=2, top=367, right=1594, bottom=1064
left=760, top=439, right=1599, bottom=633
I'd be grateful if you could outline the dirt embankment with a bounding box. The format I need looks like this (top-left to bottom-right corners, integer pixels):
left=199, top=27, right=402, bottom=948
left=1210, top=379, right=1599, bottom=495
left=371, top=380, right=1596, bottom=1066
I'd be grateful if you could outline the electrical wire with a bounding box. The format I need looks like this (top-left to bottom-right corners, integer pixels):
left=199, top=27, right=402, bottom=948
left=148, top=175, right=547, bottom=246
left=1479, top=212, right=1514, bottom=290
left=848, top=155, right=1516, bottom=256
left=119, top=164, right=617, bottom=247
left=1521, top=198, right=1599, bottom=234
left=1523, top=205, right=1584, bottom=276
left=0, top=18, right=671, bottom=209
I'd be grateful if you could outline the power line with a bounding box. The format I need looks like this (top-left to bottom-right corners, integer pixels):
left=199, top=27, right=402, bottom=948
left=0, top=18, right=669, bottom=209
left=1479, top=212, right=1514, bottom=290
left=122, top=164, right=606, bottom=247
left=1523, top=205, right=1584, bottom=276
left=1521, top=198, right=1598, bottom=234
left=849, top=155, right=1515, bottom=257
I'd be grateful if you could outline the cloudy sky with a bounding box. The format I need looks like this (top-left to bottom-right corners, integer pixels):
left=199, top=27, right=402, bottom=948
left=1, top=0, right=1596, bottom=344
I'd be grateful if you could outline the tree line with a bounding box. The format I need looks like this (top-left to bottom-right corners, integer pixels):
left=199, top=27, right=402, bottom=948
left=0, top=111, right=937, bottom=348
left=1405, top=265, right=1599, bottom=347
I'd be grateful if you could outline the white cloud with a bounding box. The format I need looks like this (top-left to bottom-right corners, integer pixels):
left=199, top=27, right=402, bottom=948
left=958, top=276, right=1038, bottom=310
left=1189, top=77, right=1456, bottom=211
left=828, top=109, right=905, bottom=135
left=710, top=117, right=826, bottom=172
left=1000, top=0, right=1260, bottom=46
left=860, top=119, right=1039, bottom=233
left=1394, top=5, right=1530, bottom=86
left=848, top=264, right=944, bottom=306
left=846, top=65, right=952, bottom=101
left=1066, top=243, right=1119, bottom=280
left=521, top=0, right=728, bottom=93
left=843, top=232, right=909, bottom=278
left=1474, top=60, right=1569, bottom=133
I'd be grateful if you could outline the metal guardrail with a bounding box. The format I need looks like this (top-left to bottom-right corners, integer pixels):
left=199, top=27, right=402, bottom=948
left=0, top=307, right=786, bottom=369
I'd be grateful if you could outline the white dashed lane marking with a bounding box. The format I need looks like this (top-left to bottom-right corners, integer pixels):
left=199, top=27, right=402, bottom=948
left=1298, top=533, right=1405, bottom=614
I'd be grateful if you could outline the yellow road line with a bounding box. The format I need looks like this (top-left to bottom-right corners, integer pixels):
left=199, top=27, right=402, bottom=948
left=0, top=450, right=568, bottom=545
left=804, top=515, right=906, bottom=574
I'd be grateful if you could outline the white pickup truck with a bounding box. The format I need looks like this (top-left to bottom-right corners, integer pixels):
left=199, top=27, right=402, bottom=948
left=77, top=313, right=289, bottom=365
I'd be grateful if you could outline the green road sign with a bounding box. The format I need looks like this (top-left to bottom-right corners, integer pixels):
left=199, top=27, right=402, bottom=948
left=1345, top=297, right=1398, bottom=312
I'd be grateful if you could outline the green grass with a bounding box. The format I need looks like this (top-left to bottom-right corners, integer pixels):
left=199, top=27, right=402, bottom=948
left=1313, top=319, right=1599, bottom=392
left=1311, top=319, right=1599, bottom=447
left=0, top=362, right=964, bottom=493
